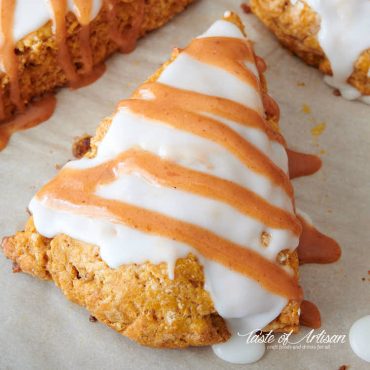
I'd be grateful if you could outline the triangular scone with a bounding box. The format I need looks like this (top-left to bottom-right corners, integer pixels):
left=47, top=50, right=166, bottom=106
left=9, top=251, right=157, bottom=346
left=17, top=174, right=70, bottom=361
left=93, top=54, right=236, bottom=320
left=250, top=0, right=370, bottom=103
left=2, top=13, right=302, bottom=350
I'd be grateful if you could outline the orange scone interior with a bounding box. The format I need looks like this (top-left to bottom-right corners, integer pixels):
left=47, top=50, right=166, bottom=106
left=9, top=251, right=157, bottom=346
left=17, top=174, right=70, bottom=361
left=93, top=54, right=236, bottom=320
left=2, top=12, right=316, bottom=364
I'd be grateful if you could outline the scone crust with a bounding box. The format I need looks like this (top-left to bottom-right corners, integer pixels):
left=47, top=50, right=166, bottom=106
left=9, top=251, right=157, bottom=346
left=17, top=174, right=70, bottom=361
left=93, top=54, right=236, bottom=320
left=250, top=0, right=370, bottom=95
left=2, top=217, right=299, bottom=348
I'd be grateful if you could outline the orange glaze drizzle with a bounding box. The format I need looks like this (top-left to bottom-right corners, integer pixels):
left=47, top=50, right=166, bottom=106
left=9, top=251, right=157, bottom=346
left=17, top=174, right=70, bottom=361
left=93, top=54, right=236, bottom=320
left=134, top=82, right=285, bottom=145
left=33, top=34, right=305, bottom=301
left=185, top=37, right=259, bottom=90
left=297, top=215, right=341, bottom=265
left=287, top=149, right=322, bottom=179
left=300, top=300, right=321, bottom=328
left=49, top=0, right=102, bottom=88
left=73, top=0, right=94, bottom=75
left=119, top=98, right=294, bottom=197
left=0, top=0, right=24, bottom=117
left=0, top=95, right=56, bottom=150
left=49, top=0, right=81, bottom=85
left=61, top=149, right=301, bottom=234
left=296, top=215, right=341, bottom=329
left=36, top=161, right=303, bottom=301
left=122, top=150, right=300, bottom=234
left=104, top=0, right=145, bottom=53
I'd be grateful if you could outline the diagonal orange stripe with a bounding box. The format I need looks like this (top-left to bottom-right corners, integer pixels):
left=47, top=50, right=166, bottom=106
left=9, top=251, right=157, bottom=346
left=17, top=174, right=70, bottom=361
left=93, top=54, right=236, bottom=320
left=185, top=37, right=259, bottom=89
left=133, top=82, right=285, bottom=144
left=37, top=165, right=302, bottom=301
left=119, top=99, right=293, bottom=197
left=112, top=150, right=300, bottom=234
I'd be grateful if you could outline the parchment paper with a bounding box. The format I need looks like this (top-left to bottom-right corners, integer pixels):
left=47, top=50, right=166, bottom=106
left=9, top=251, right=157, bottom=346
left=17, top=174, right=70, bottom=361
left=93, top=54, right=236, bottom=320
left=1, top=1, right=369, bottom=369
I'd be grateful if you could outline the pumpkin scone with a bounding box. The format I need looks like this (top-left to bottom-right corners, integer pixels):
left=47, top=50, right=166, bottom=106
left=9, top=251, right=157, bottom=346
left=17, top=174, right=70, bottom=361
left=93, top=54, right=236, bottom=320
left=2, top=12, right=340, bottom=364
left=250, top=0, right=370, bottom=103
left=0, top=0, right=195, bottom=148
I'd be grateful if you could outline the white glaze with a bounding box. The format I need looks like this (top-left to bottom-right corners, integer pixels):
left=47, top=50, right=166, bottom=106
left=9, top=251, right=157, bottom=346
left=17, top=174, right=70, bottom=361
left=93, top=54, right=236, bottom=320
left=349, top=315, right=370, bottom=363
left=158, top=53, right=264, bottom=114
left=0, top=0, right=103, bottom=71
left=213, top=322, right=265, bottom=364
left=291, top=0, right=370, bottom=104
left=30, top=18, right=297, bottom=364
left=13, top=0, right=102, bottom=41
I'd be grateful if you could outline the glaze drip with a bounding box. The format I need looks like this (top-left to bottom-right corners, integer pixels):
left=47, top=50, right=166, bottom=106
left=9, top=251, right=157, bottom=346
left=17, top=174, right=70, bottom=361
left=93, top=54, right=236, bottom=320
left=105, top=0, right=145, bottom=53
left=0, top=95, right=56, bottom=150
left=297, top=214, right=341, bottom=265
left=73, top=0, right=94, bottom=75
left=0, top=0, right=24, bottom=118
left=299, top=300, right=321, bottom=329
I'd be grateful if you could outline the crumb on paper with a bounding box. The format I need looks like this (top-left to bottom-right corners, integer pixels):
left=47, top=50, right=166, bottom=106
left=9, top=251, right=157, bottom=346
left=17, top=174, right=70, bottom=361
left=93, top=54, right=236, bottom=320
left=89, top=315, right=97, bottom=322
left=297, top=82, right=305, bottom=87
left=55, top=163, right=62, bottom=170
left=333, top=89, right=341, bottom=97
left=72, top=134, right=92, bottom=159
left=338, top=365, right=349, bottom=370
left=302, top=104, right=311, bottom=114
left=362, top=277, right=366, bottom=281
left=241, top=3, right=252, bottom=14
left=311, top=122, right=326, bottom=137
left=12, top=261, right=21, bottom=273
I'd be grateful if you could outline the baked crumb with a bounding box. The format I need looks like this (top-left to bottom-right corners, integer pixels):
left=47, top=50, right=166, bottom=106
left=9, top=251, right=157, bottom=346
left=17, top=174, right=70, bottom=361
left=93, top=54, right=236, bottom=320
left=72, top=135, right=92, bottom=159
left=12, top=261, right=22, bottom=273
left=338, top=365, right=349, bottom=370
left=89, top=315, right=98, bottom=322
left=277, top=251, right=288, bottom=265
left=311, top=122, right=326, bottom=137
left=302, top=104, right=311, bottom=114
left=297, top=82, right=305, bottom=87
left=241, top=3, right=252, bottom=14
left=333, top=89, right=341, bottom=97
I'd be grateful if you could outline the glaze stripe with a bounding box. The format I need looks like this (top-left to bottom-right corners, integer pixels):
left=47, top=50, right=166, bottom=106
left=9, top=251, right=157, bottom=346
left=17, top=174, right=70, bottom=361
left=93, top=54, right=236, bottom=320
left=119, top=99, right=294, bottom=196
left=134, top=82, right=285, bottom=144
left=37, top=170, right=302, bottom=300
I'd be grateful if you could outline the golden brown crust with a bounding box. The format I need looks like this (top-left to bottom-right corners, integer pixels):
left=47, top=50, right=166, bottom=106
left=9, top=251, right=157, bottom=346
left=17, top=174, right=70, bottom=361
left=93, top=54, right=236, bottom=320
left=2, top=218, right=51, bottom=280
left=250, top=0, right=370, bottom=95
left=0, top=0, right=195, bottom=122
left=2, top=218, right=231, bottom=348
left=2, top=217, right=299, bottom=347
left=1, top=15, right=300, bottom=348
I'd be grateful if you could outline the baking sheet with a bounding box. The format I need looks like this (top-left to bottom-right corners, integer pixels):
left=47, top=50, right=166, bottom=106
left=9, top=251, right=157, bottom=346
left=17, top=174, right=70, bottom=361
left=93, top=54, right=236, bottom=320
left=0, top=1, right=369, bottom=369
